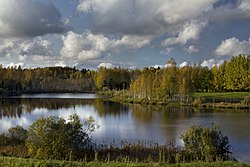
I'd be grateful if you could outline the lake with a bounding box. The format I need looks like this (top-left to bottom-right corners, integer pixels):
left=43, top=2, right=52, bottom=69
left=0, top=93, right=250, bottom=163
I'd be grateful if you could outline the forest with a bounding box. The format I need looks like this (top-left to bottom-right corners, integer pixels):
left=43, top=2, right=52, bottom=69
left=0, top=66, right=95, bottom=95
left=0, top=55, right=249, bottom=99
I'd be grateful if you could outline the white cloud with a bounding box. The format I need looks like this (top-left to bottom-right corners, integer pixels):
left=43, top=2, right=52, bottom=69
left=215, top=37, right=250, bottom=56
left=55, top=61, right=67, bottom=67
left=0, top=37, right=58, bottom=68
left=19, top=55, right=27, bottom=62
left=239, top=0, right=250, bottom=14
left=98, top=63, right=114, bottom=69
left=60, top=31, right=109, bottom=60
left=6, top=62, right=25, bottom=68
left=111, top=35, right=152, bottom=49
left=206, top=0, right=250, bottom=24
left=200, top=59, right=223, bottom=68
left=201, top=59, right=216, bottom=68
left=179, top=61, right=190, bottom=68
left=185, top=45, right=199, bottom=53
left=153, top=64, right=165, bottom=69
left=77, top=0, right=216, bottom=36
left=18, top=39, right=52, bottom=57
left=160, top=48, right=174, bottom=55
left=31, top=55, right=51, bottom=63
left=0, top=0, right=64, bottom=37
left=61, top=31, right=152, bottom=61
left=77, top=0, right=93, bottom=13
left=0, top=41, right=14, bottom=56
left=162, top=21, right=207, bottom=46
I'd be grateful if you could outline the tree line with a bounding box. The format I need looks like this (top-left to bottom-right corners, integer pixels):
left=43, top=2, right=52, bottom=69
left=0, top=55, right=249, bottom=97
left=96, top=55, right=249, bottom=102
left=0, top=66, right=95, bottom=95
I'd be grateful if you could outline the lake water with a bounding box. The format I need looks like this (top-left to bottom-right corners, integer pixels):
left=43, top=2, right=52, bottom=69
left=0, top=93, right=250, bottom=163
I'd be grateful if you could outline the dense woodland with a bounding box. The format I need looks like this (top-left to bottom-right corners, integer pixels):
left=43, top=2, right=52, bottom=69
left=0, top=55, right=249, bottom=98
left=95, top=54, right=249, bottom=99
left=0, top=66, right=95, bottom=95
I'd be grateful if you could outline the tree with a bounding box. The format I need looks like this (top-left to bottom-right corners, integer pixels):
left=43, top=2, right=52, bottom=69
left=181, top=124, right=231, bottom=162
left=224, top=55, right=250, bottom=91
left=26, top=114, right=99, bottom=160
left=7, top=125, right=28, bottom=142
left=178, top=66, right=194, bottom=102
left=161, top=65, right=179, bottom=99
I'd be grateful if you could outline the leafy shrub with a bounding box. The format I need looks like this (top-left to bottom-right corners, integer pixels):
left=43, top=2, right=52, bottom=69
left=26, top=114, right=99, bottom=160
left=7, top=125, right=28, bottom=142
left=0, top=126, right=29, bottom=157
left=181, top=124, right=231, bottom=162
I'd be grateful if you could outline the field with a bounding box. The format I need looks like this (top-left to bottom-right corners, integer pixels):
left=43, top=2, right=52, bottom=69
left=0, top=156, right=249, bottom=167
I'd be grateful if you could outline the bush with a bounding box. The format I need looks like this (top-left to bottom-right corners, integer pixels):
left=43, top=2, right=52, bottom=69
left=26, top=114, right=99, bottom=160
left=181, top=124, right=231, bottom=162
left=7, top=125, right=28, bottom=142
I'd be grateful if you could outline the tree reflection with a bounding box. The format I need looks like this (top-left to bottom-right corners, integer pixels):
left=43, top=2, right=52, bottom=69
left=94, top=99, right=129, bottom=117
left=0, top=98, right=94, bottom=119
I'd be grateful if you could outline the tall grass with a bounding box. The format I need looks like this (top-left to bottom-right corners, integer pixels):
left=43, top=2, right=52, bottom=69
left=0, top=156, right=248, bottom=167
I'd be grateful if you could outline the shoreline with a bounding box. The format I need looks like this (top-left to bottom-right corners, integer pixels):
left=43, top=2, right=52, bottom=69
left=98, top=91, right=250, bottom=110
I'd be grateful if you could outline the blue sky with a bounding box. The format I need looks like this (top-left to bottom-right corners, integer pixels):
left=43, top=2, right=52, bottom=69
left=0, top=0, right=250, bottom=69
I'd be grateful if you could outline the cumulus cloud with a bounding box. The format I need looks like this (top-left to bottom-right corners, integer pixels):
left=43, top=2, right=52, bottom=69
left=162, top=21, right=207, bottom=46
left=61, top=31, right=152, bottom=61
left=98, top=63, right=115, bottom=69
left=185, top=45, right=199, bottom=53
left=201, top=59, right=216, bottom=68
left=0, top=0, right=64, bottom=37
left=179, top=61, right=190, bottom=68
left=215, top=37, right=250, bottom=56
left=152, top=64, right=165, bottom=69
left=77, top=0, right=215, bottom=36
left=200, top=59, right=224, bottom=68
left=18, top=38, right=53, bottom=57
left=6, top=62, right=25, bottom=68
left=0, top=41, right=14, bottom=56
left=77, top=0, right=93, bottom=13
left=0, top=37, right=57, bottom=68
left=60, top=31, right=109, bottom=60
left=239, top=0, right=250, bottom=12
left=55, top=61, right=67, bottom=67
left=206, top=0, right=250, bottom=24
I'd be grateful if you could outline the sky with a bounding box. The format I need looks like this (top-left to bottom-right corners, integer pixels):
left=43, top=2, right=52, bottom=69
left=0, top=0, right=250, bottom=69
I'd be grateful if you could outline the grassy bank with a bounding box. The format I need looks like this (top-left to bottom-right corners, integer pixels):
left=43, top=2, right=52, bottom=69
left=99, top=90, right=250, bottom=109
left=194, top=92, right=250, bottom=102
left=0, top=156, right=248, bottom=167
left=193, top=92, right=250, bottom=109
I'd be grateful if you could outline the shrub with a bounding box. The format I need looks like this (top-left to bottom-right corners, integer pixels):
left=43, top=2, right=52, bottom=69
left=26, top=114, right=99, bottom=160
left=181, top=124, right=231, bottom=162
left=7, top=125, right=28, bottom=142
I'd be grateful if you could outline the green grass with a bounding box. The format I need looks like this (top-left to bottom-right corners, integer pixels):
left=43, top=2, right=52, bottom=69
left=0, top=156, right=249, bottom=167
left=194, top=92, right=250, bottom=104
left=194, top=92, right=250, bottom=99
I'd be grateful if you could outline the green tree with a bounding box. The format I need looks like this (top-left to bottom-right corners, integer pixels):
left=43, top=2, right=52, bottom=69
left=181, top=124, right=231, bottom=161
left=7, top=125, right=28, bottom=142
left=211, top=63, right=226, bottom=92
left=224, top=55, right=250, bottom=91
left=178, top=66, right=194, bottom=102
left=161, top=66, right=179, bottom=99
left=26, top=114, right=99, bottom=160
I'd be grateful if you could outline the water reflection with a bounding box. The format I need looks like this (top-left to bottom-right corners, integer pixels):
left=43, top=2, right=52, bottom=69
left=0, top=94, right=250, bottom=163
left=0, top=98, right=94, bottom=118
